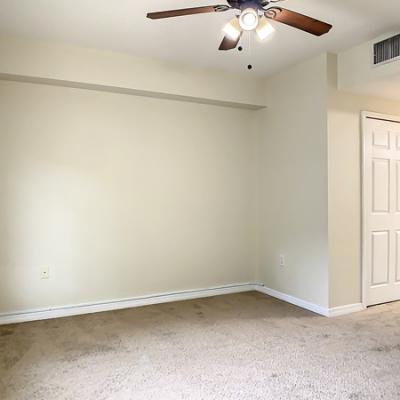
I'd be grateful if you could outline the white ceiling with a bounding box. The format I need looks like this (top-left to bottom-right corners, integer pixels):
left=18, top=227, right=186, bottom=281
left=0, top=0, right=399, bottom=76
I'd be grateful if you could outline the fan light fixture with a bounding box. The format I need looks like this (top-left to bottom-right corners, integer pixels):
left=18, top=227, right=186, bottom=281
left=256, top=18, right=275, bottom=40
left=224, top=11, right=274, bottom=42
left=223, top=18, right=241, bottom=41
left=239, top=8, right=259, bottom=31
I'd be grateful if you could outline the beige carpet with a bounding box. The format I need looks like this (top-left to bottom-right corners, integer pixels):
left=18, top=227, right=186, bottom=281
left=1, top=292, right=400, bottom=400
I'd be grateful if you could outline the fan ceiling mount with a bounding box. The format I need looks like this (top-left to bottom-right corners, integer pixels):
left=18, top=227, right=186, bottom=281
left=147, top=0, right=332, bottom=51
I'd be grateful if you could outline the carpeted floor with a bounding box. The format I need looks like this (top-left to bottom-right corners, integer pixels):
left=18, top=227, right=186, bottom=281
left=1, top=292, right=400, bottom=400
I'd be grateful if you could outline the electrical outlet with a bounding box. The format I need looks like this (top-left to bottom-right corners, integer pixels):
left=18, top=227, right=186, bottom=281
left=279, top=255, right=285, bottom=267
left=40, top=266, right=50, bottom=279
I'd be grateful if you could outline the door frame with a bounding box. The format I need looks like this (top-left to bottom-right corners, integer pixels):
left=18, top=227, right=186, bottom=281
left=361, top=111, right=400, bottom=308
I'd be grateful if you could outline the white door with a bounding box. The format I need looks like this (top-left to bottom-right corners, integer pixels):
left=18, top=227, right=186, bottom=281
left=363, top=112, right=400, bottom=306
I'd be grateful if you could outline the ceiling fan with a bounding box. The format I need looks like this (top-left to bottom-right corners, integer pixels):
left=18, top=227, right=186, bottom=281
left=147, top=0, right=332, bottom=51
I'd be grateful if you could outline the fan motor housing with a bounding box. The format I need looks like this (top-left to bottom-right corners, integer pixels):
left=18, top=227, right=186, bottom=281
left=227, top=0, right=271, bottom=10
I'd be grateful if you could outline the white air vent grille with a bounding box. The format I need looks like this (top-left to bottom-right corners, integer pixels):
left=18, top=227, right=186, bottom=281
left=374, top=34, right=400, bottom=65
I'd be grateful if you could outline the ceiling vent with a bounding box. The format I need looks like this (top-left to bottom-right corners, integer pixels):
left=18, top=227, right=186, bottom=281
left=374, top=34, right=400, bottom=65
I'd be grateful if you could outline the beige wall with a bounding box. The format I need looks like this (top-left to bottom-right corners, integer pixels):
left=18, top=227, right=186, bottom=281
left=328, top=55, right=400, bottom=307
left=0, top=80, right=258, bottom=313
left=2, top=37, right=400, bottom=316
left=256, top=54, right=330, bottom=308
left=256, top=52, right=400, bottom=310
left=0, top=36, right=265, bottom=109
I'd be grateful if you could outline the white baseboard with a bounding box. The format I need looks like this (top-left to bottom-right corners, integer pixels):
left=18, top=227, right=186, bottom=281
left=327, top=303, right=365, bottom=317
left=0, top=283, right=365, bottom=325
left=0, top=283, right=256, bottom=326
left=256, top=285, right=329, bottom=316
left=257, top=285, right=365, bottom=317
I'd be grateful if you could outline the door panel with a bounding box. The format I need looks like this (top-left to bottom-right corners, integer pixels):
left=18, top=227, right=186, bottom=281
left=373, top=130, right=390, bottom=148
left=364, top=115, right=400, bottom=306
left=372, top=158, right=390, bottom=212
left=396, top=231, right=400, bottom=283
left=396, top=161, right=400, bottom=212
left=371, top=231, right=389, bottom=286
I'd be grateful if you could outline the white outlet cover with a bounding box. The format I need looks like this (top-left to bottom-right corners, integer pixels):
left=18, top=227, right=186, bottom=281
left=41, top=266, right=50, bottom=279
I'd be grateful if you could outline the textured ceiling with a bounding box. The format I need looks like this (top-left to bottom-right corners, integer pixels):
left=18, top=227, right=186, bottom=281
left=0, top=0, right=399, bottom=76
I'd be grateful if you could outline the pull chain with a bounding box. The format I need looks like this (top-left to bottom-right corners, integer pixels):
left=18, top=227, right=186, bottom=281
left=247, top=31, right=253, bottom=71
left=237, top=31, right=254, bottom=71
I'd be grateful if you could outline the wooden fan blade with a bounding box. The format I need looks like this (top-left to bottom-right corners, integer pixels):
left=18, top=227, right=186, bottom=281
left=219, top=33, right=242, bottom=51
left=265, top=7, right=332, bottom=36
left=147, top=5, right=230, bottom=20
